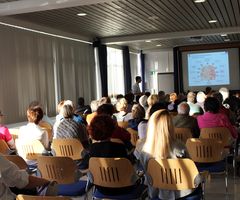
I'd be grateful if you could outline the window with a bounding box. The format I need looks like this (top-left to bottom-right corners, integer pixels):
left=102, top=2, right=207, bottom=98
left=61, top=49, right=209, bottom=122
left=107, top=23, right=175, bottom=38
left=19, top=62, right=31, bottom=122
left=107, top=47, right=125, bottom=96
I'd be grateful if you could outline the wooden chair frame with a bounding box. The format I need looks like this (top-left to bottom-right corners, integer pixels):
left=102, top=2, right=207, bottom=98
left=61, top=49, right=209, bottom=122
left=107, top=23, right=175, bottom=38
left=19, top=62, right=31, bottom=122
left=147, top=158, right=200, bottom=191
left=174, top=127, right=192, bottom=143
left=51, top=138, right=83, bottom=160
left=89, top=157, right=135, bottom=188
left=2, top=154, right=28, bottom=170
left=16, top=194, right=71, bottom=200
left=15, top=139, right=45, bottom=160
left=39, top=121, right=53, bottom=142
left=0, top=139, right=11, bottom=154
left=200, top=127, right=232, bottom=147
left=37, top=156, right=77, bottom=184
left=186, top=138, right=228, bottom=193
left=9, top=128, right=19, bottom=141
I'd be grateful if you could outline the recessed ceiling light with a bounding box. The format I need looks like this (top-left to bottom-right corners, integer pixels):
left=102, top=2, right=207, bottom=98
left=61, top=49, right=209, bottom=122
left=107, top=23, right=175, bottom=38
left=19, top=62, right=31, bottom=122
left=156, top=44, right=162, bottom=47
left=221, top=34, right=227, bottom=37
left=77, top=13, right=87, bottom=16
left=224, top=38, right=230, bottom=42
left=208, top=19, right=217, bottom=23
left=145, top=40, right=152, bottom=43
left=194, top=0, right=206, bottom=3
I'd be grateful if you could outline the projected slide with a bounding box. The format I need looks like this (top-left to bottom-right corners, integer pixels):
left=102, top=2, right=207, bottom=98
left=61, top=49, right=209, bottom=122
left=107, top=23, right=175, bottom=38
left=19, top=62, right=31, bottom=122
left=188, top=51, right=230, bottom=86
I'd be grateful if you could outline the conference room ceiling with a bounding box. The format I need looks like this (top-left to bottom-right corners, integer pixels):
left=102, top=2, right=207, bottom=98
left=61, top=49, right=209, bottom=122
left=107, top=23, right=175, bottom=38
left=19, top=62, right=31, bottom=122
left=1, top=0, right=240, bottom=50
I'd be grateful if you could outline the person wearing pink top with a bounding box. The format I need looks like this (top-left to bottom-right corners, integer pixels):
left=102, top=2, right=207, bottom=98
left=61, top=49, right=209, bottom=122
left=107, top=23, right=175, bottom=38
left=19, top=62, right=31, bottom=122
left=197, top=97, right=238, bottom=139
left=0, top=110, right=15, bottom=149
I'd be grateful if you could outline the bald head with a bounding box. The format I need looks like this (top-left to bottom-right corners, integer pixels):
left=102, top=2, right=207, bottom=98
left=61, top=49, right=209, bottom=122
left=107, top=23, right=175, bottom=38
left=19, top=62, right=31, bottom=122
left=177, top=102, right=190, bottom=115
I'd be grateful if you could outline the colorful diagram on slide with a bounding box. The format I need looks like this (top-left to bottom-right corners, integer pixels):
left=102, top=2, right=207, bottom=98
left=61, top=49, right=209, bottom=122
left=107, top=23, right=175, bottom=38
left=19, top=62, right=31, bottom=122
left=188, top=51, right=230, bottom=86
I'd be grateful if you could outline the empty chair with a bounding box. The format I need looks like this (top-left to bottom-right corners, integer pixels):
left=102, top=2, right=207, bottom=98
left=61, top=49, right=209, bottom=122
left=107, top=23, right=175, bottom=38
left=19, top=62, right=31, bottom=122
left=16, top=195, right=71, bottom=200
left=127, top=128, right=139, bottom=147
left=174, top=127, right=192, bottom=143
left=37, top=156, right=88, bottom=196
left=89, top=157, right=147, bottom=199
left=15, top=139, right=45, bottom=165
left=147, top=158, right=202, bottom=199
left=186, top=138, right=228, bottom=192
left=51, top=138, right=83, bottom=160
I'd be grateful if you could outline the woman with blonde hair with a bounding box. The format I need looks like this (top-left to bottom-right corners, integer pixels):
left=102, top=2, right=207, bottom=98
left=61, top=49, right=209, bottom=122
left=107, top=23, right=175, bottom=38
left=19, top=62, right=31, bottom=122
left=139, top=109, right=201, bottom=199
left=146, top=94, right=159, bottom=119
left=113, top=98, right=130, bottom=121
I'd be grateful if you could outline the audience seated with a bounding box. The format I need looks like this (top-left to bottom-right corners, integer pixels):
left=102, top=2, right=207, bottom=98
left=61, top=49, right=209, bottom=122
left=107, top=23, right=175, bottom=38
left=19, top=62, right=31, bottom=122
left=138, top=109, right=201, bottom=199
left=88, top=114, right=136, bottom=195
left=86, top=100, right=99, bottom=125
left=138, top=95, right=148, bottom=111
left=54, top=104, right=89, bottom=149
left=196, top=91, right=206, bottom=112
left=0, top=154, right=56, bottom=200
left=128, top=104, right=145, bottom=131
left=113, top=98, right=131, bottom=122
left=125, top=93, right=135, bottom=113
left=0, top=110, right=15, bottom=150
left=187, top=91, right=203, bottom=116
left=28, top=101, right=53, bottom=126
left=96, top=104, right=131, bottom=144
left=173, top=102, right=200, bottom=138
left=197, top=97, right=238, bottom=139
left=146, top=94, right=159, bottom=119
left=167, top=92, right=179, bottom=112
left=19, top=106, right=49, bottom=150
left=75, top=97, right=91, bottom=116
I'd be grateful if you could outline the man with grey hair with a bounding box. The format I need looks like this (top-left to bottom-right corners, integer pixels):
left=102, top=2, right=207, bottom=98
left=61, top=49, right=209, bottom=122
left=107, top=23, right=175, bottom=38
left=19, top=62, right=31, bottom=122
left=173, top=102, right=200, bottom=138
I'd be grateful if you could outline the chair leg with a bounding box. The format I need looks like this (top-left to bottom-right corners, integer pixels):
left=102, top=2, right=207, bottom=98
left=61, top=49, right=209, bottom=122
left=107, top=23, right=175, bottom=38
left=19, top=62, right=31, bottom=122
left=225, top=170, right=228, bottom=194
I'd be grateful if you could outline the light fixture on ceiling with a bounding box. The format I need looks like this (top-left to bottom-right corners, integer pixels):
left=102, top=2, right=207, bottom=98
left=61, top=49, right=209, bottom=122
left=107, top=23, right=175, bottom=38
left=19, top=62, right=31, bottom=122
left=224, top=38, right=230, bottom=42
left=194, top=0, right=206, bottom=3
left=77, top=13, right=87, bottom=16
left=221, top=34, right=227, bottom=37
left=208, top=19, right=217, bottom=23
left=156, top=44, right=162, bottom=47
left=145, top=40, right=152, bottom=43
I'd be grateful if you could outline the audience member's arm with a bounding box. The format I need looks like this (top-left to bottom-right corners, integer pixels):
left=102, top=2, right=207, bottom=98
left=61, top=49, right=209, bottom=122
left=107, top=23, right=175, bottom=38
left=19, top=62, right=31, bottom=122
left=7, top=138, right=16, bottom=149
left=24, top=175, right=50, bottom=189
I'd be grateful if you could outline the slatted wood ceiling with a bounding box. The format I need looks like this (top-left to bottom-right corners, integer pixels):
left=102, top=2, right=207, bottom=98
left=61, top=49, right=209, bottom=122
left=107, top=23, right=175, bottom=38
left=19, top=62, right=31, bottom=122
left=9, top=0, right=240, bottom=50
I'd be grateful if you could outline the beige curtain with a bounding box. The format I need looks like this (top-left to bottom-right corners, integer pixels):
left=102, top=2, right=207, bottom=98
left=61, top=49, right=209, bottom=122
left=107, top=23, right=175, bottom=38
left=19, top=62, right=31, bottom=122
left=0, top=25, right=95, bottom=124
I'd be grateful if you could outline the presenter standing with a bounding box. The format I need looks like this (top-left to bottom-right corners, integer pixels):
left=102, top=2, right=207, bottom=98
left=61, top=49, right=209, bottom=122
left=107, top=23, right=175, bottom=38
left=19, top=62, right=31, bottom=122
left=132, top=76, right=142, bottom=96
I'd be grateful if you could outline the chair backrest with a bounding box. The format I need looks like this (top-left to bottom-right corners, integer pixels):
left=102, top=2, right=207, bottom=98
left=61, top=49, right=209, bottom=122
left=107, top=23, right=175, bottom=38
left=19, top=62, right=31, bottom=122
left=16, top=194, right=71, bottom=200
left=0, top=139, right=10, bottom=154
left=2, top=155, right=28, bottom=170
left=174, top=127, right=192, bottom=143
left=127, top=128, right=139, bottom=146
left=186, top=138, right=224, bottom=163
left=37, top=156, right=76, bottom=184
left=147, top=158, right=199, bottom=190
left=15, top=139, right=45, bottom=160
left=200, top=127, right=231, bottom=147
left=89, top=157, right=135, bottom=188
left=39, top=121, right=53, bottom=142
left=117, top=121, right=129, bottom=129
left=9, top=128, right=19, bottom=141
left=51, top=138, right=83, bottom=160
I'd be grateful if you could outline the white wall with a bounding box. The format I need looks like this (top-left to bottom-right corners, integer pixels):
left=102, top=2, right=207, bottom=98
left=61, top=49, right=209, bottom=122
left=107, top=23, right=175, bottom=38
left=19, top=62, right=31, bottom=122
left=144, top=49, right=174, bottom=93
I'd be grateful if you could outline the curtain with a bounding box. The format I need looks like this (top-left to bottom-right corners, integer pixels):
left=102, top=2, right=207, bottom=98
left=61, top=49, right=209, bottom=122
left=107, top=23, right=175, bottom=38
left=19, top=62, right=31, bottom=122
left=122, top=46, right=131, bottom=94
left=0, top=25, right=95, bottom=124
